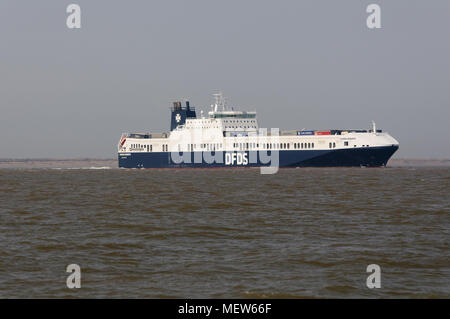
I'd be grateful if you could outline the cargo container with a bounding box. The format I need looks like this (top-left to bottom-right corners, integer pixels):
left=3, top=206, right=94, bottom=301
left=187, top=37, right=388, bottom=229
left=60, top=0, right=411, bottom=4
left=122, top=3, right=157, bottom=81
left=297, top=130, right=314, bottom=136
left=316, top=131, right=331, bottom=135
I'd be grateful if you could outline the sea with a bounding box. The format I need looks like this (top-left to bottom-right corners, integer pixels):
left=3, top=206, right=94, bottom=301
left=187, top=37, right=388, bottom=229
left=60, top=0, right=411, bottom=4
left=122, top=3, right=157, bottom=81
left=0, top=167, right=449, bottom=298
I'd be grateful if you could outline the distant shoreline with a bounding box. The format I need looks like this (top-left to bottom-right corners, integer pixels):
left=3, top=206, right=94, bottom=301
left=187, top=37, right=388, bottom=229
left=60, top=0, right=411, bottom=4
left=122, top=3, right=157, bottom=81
left=0, top=158, right=449, bottom=169
left=0, top=159, right=117, bottom=169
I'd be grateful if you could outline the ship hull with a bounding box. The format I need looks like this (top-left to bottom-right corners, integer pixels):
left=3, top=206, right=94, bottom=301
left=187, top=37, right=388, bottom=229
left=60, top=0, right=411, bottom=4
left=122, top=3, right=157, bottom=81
left=118, top=145, right=398, bottom=168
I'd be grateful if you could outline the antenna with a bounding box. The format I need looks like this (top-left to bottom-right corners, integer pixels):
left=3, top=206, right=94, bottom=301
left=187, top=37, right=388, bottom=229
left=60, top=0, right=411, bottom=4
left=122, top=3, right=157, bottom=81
left=222, top=96, right=227, bottom=111
left=372, top=120, right=376, bottom=133
left=213, top=92, right=226, bottom=111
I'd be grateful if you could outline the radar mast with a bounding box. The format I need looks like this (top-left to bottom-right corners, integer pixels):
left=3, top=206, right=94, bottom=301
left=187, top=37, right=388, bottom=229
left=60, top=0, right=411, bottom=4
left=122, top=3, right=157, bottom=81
left=213, top=92, right=227, bottom=111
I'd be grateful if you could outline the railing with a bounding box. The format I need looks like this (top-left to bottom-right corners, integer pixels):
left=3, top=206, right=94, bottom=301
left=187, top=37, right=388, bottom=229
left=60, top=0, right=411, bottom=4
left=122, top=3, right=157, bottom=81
left=122, top=132, right=168, bottom=139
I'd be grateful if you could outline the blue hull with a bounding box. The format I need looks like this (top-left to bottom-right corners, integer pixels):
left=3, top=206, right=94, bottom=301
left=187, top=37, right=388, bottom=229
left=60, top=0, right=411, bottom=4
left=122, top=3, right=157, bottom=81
left=118, top=145, right=398, bottom=168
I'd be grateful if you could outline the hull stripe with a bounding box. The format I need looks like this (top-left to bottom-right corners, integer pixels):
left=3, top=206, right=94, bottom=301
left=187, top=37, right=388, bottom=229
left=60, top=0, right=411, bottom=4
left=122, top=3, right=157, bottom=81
left=118, top=146, right=399, bottom=168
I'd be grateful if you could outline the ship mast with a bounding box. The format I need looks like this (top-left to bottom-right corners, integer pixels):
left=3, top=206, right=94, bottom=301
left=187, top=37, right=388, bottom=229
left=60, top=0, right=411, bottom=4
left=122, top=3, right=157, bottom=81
left=213, top=92, right=226, bottom=111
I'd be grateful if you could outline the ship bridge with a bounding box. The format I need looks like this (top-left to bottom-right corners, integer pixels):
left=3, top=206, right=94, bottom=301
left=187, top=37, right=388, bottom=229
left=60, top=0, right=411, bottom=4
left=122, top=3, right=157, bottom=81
left=207, top=93, right=259, bottom=134
left=209, top=110, right=256, bottom=119
left=172, top=93, right=259, bottom=135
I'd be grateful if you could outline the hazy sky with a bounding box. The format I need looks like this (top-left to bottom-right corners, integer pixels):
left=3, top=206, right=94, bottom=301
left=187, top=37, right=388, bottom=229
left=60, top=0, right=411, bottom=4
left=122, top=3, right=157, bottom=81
left=0, top=0, right=449, bottom=159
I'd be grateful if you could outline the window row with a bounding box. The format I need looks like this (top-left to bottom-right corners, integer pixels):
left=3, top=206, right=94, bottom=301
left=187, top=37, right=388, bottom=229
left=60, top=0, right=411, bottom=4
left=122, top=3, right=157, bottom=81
left=293, top=142, right=314, bottom=149
left=225, top=126, right=257, bottom=129
left=182, top=143, right=223, bottom=151
left=130, top=144, right=151, bottom=151
left=224, top=120, right=256, bottom=123
left=129, top=141, right=342, bottom=152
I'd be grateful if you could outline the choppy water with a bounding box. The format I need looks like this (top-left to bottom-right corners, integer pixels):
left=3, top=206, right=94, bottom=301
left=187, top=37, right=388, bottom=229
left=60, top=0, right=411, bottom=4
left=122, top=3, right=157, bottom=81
left=0, top=167, right=449, bottom=298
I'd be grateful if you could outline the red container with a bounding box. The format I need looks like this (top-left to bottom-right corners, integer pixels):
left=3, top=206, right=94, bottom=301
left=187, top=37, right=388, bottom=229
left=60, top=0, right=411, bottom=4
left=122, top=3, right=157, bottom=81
left=316, top=131, right=331, bottom=135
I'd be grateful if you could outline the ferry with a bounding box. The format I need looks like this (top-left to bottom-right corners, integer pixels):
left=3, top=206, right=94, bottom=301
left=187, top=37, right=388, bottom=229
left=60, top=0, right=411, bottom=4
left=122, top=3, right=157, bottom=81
left=118, top=93, right=399, bottom=169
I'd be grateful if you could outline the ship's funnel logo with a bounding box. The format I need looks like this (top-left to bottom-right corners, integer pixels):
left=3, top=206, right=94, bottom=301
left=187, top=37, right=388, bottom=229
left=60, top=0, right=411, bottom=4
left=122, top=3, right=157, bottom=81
left=175, top=113, right=181, bottom=123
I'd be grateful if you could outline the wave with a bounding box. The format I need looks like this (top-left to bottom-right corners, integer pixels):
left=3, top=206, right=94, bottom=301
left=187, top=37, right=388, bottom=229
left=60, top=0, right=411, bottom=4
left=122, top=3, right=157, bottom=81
left=51, top=166, right=113, bottom=170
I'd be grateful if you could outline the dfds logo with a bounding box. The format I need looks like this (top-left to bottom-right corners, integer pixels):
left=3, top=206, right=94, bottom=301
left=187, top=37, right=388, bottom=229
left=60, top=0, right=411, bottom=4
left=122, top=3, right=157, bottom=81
left=225, top=152, right=248, bottom=165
